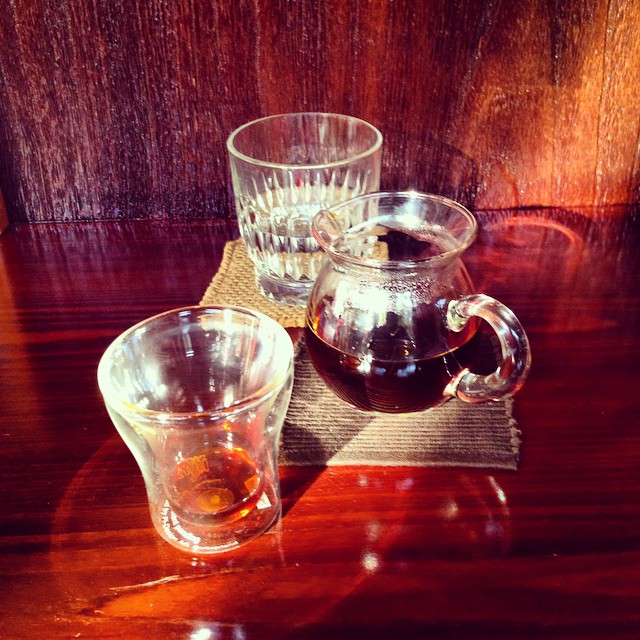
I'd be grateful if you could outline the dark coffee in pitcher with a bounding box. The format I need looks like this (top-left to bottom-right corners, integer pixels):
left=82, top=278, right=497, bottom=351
left=305, top=307, right=480, bottom=413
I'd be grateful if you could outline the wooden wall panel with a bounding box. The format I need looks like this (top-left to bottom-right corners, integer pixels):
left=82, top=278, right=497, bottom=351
left=0, top=193, right=8, bottom=233
left=0, top=0, right=639, bottom=223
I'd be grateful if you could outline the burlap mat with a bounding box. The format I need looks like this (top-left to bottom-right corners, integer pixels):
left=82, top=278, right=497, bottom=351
left=201, top=239, right=307, bottom=327
left=201, top=239, right=521, bottom=470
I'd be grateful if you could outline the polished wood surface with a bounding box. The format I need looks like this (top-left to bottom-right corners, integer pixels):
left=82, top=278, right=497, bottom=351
left=2, top=0, right=640, bottom=223
left=1, top=208, right=639, bottom=638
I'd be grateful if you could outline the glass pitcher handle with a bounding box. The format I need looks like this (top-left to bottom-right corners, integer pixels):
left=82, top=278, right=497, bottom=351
left=445, top=294, right=531, bottom=403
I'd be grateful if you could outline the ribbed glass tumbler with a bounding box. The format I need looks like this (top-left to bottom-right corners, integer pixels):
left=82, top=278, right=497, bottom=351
left=227, top=112, right=382, bottom=306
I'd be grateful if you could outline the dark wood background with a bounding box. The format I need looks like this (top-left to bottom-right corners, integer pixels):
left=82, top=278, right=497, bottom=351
left=1, top=0, right=639, bottom=224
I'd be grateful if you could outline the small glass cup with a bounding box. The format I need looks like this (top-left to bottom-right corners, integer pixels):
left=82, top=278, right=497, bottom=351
left=227, top=112, right=382, bottom=306
left=97, top=306, right=294, bottom=554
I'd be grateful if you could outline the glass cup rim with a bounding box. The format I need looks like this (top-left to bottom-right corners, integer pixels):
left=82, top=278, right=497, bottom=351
left=313, top=190, right=479, bottom=269
left=97, top=305, right=294, bottom=424
left=226, top=112, right=383, bottom=170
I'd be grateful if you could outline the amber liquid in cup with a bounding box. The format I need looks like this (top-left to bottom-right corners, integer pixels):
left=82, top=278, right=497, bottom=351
left=305, top=313, right=480, bottom=413
left=168, top=443, right=264, bottom=526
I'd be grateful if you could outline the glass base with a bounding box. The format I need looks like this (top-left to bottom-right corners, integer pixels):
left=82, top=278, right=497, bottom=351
left=152, top=490, right=281, bottom=555
left=255, top=270, right=313, bottom=307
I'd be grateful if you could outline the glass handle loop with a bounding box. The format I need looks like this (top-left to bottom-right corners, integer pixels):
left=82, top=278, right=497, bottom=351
left=445, top=294, right=531, bottom=403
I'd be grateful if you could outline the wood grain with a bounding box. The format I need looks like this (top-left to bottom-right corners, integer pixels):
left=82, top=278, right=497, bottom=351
left=0, top=190, right=8, bottom=233
left=0, top=0, right=639, bottom=223
left=1, top=207, right=639, bottom=637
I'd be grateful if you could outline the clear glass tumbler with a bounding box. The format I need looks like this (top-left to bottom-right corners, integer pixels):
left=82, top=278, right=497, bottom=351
left=97, top=306, right=294, bottom=554
left=227, top=112, right=382, bottom=306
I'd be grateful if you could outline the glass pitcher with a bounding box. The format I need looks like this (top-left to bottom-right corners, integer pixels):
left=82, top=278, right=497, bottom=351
left=304, top=191, right=531, bottom=413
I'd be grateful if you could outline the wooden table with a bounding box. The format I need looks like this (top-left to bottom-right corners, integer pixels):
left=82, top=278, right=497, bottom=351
left=1, top=208, right=639, bottom=639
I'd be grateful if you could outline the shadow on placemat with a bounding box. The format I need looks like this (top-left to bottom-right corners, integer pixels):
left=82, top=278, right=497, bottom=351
left=281, top=339, right=520, bottom=471
left=201, top=239, right=521, bottom=471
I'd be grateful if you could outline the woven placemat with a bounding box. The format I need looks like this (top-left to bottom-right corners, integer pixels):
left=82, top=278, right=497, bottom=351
left=201, top=239, right=306, bottom=327
left=281, top=340, right=520, bottom=469
left=201, top=239, right=521, bottom=470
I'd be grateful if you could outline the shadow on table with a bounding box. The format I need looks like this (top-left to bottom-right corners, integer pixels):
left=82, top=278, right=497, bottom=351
left=48, top=432, right=513, bottom=637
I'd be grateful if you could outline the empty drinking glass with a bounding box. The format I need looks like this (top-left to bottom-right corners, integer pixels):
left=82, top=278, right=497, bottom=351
left=227, top=112, right=382, bottom=305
